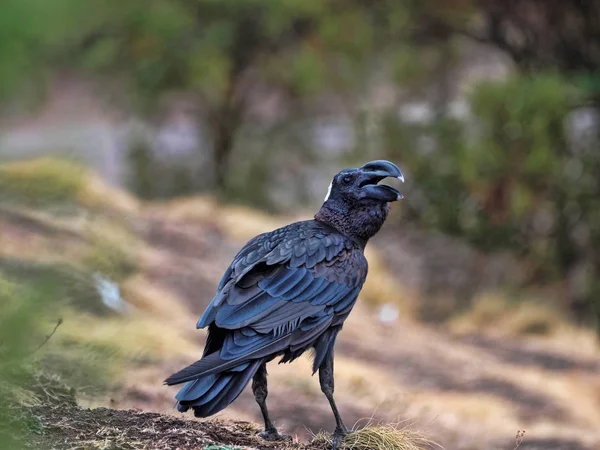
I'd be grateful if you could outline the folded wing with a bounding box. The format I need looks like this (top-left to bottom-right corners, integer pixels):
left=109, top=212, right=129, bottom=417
left=165, top=221, right=367, bottom=386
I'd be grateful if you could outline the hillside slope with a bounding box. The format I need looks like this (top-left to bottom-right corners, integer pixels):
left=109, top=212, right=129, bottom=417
left=1, top=159, right=599, bottom=450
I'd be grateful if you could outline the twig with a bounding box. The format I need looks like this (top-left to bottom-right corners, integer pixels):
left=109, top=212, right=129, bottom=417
left=32, top=318, right=63, bottom=353
left=514, top=430, right=525, bottom=450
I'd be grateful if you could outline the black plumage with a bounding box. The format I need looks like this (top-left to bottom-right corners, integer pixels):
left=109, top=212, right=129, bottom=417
left=165, top=160, right=404, bottom=448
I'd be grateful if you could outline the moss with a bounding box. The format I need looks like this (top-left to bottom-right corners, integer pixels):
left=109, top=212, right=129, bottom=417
left=0, top=158, right=85, bottom=206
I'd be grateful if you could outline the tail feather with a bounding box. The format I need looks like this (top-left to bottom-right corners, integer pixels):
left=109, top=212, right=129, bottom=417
left=165, top=333, right=291, bottom=386
left=175, top=373, right=219, bottom=401
left=165, top=352, right=226, bottom=386
left=176, top=359, right=263, bottom=417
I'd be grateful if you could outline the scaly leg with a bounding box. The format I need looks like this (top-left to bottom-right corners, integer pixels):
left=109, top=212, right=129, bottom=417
left=252, top=362, right=290, bottom=441
left=319, top=350, right=351, bottom=450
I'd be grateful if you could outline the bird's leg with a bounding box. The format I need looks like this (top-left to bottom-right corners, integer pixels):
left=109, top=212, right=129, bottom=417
left=319, top=351, right=350, bottom=449
left=252, top=362, right=290, bottom=441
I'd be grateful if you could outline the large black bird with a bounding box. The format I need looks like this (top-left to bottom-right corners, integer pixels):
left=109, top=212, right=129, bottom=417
left=165, top=160, right=404, bottom=448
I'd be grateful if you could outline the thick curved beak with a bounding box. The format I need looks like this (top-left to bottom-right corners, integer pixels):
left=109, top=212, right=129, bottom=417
left=358, top=160, right=404, bottom=202
left=360, top=160, right=404, bottom=183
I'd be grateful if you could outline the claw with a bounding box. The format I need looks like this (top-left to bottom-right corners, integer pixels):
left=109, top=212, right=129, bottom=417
left=258, top=429, right=291, bottom=442
left=332, top=428, right=353, bottom=450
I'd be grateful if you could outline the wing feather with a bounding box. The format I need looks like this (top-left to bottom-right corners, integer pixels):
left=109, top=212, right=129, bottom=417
left=189, top=220, right=368, bottom=377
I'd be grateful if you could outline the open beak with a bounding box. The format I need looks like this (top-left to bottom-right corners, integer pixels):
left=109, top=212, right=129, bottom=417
left=357, top=160, right=404, bottom=202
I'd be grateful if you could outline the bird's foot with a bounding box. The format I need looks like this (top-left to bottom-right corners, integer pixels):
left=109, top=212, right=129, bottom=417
left=258, top=428, right=291, bottom=442
left=332, top=427, right=353, bottom=450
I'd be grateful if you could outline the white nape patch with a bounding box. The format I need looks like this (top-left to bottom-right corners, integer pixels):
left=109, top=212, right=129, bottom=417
left=324, top=181, right=333, bottom=202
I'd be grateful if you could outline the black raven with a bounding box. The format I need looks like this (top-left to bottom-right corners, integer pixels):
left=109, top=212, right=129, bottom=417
left=165, top=160, right=404, bottom=448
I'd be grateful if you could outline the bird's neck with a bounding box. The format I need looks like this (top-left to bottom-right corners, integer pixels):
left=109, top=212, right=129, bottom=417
left=315, top=200, right=390, bottom=247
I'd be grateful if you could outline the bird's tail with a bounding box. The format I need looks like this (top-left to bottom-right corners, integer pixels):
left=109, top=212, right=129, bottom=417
left=173, top=358, right=263, bottom=417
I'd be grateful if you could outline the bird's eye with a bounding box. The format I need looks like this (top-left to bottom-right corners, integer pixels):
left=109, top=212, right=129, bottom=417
left=342, top=175, right=352, bottom=185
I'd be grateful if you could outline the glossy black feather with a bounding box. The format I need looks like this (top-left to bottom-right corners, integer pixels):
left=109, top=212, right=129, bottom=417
left=166, top=220, right=368, bottom=413
left=167, top=159, right=403, bottom=432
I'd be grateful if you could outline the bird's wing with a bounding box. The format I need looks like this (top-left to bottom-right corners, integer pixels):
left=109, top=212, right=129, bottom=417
left=197, top=221, right=366, bottom=329
left=165, top=222, right=367, bottom=385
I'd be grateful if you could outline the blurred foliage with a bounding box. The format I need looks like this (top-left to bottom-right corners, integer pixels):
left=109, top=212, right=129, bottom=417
left=0, top=158, right=144, bottom=447
left=0, top=273, right=65, bottom=448
left=398, top=75, right=577, bottom=255
left=386, top=73, right=600, bottom=329
left=0, top=0, right=63, bottom=105
left=0, top=0, right=453, bottom=195
left=0, top=263, right=134, bottom=447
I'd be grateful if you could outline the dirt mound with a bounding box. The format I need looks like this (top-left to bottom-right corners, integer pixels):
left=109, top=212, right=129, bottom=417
left=28, top=404, right=432, bottom=450
left=30, top=404, right=276, bottom=450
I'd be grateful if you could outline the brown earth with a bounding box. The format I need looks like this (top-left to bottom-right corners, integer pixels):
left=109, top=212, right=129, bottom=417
left=29, top=404, right=291, bottom=450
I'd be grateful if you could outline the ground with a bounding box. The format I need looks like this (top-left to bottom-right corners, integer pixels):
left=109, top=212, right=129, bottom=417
left=29, top=403, right=435, bottom=450
left=2, top=161, right=600, bottom=450
left=30, top=404, right=279, bottom=450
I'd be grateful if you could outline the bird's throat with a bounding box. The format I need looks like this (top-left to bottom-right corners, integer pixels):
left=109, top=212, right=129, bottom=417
left=315, top=201, right=390, bottom=246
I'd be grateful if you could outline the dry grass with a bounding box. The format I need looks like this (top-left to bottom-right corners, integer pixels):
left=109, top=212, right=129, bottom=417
left=333, top=356, right=407, bottom=413
left=403, top=390, right=517, bottom=429
left=0, top=157, right=84, bottom=205
left=120, top=275, right=193, bottom=321
left=0, top=382, right=41, bottom=408
left=145, top=196, right=219, bottom=223
left=0, top=203, right=142, bottom=280
left=311, top=423, right=435, bottom=450
left=82, top=227, right=140, bottom=280
left=450, top=292, right=564, bottom=337
left=78, top=172, right=140, bottom=216
left=57, top=311, right=198, bottom=362
left=0, top=157, right=140, bottom=217
left=450, top=291, right=600, bottom=357
left=217, top=205, right=294, bottom=242
left=361, top=247, right=416, bottom=315
left=145, top=196, right=293, bottom=241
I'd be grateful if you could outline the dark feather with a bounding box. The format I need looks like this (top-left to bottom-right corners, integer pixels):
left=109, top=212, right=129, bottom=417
left=168, top=160, right=404, bottom=423
left=168, top=219, right=369, bottom=414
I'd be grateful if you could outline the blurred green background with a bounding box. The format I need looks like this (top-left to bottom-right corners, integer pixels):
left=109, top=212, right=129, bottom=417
left=1, top=1, right=600, bottom=449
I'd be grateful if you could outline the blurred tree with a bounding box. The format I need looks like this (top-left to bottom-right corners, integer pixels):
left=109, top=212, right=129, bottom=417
left=60, top=0, right=420, bottom=192
left=0, top=0, right=79, bottom=108
left=385, top=73, right=600, bottom=328
left=466, top=1, right=600, bottom=78
left=420, top=0, right=600, bottom=333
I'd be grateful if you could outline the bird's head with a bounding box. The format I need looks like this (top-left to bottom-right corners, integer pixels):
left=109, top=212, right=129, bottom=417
left=316, top=160, right=404, bottom=243
left=323, top=160, right=404, bottom=205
